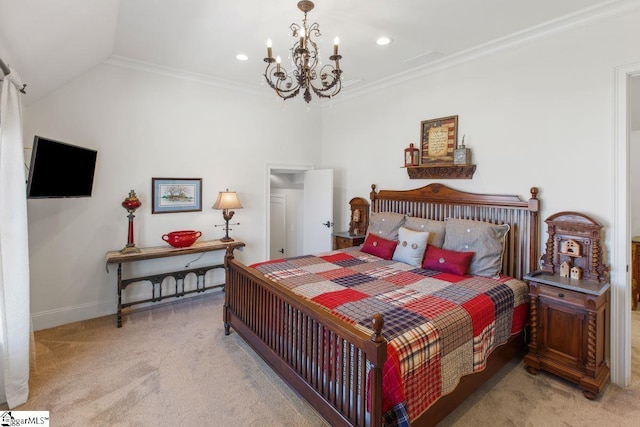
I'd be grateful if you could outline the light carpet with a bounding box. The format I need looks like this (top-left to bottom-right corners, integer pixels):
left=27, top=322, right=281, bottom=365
left=10, top=291, right=640, bottom=426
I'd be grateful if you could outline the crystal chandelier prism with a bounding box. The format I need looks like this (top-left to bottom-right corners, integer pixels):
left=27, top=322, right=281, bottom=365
left=263, top=1, right=342, bottom=103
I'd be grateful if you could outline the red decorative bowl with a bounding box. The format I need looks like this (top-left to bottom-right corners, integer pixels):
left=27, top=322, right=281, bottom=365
left=162, top=230, right=202, bottom=248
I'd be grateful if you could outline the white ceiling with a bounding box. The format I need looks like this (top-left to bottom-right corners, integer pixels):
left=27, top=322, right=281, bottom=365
left=0, top=0, right=625, bottom=105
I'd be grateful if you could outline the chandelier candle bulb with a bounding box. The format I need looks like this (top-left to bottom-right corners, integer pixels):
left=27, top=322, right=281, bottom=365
left=267, top=39, right=272, bottom=59
left=334, top=37, right=339, bottom=55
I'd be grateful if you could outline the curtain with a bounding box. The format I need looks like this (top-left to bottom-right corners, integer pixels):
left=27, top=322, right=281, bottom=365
left=0, top=67, right=30, bottom=407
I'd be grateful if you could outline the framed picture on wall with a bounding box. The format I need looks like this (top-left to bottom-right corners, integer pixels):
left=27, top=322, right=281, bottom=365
left=420, top=115, right=458, bottom=164
left=152, top=178, right=202, bottom=214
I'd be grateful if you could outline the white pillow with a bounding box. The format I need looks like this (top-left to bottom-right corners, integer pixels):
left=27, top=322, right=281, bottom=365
left=392, top=227, right=430, bottom=267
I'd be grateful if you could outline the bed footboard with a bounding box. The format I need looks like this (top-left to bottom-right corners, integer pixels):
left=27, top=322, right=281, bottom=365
left=223, top=247, right=387, bottom=427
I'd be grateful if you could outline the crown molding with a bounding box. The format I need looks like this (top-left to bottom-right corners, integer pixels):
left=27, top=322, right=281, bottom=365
left=104, top=55, right=267, bottom=97
left=103, top=1, right=640, bottom=107
left=336, top=0, right=640, bottom=104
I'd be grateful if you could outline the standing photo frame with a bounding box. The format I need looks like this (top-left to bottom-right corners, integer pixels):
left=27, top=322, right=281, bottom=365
left=152, top=178, right=202, bottom=214
left=420, top=115, right=458, bottom=164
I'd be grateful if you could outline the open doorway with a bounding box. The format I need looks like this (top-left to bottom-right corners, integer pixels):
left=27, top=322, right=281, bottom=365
left=266, top=165, right=334, bottom=260
left=613, top=62, right=640, bottom=387
left=269, top=171, right=306, bottom=259
left=629, top=75, right=640, bottom=382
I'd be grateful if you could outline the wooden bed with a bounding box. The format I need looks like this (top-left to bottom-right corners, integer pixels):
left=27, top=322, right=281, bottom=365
left=223, top=183, right=540, bottom=427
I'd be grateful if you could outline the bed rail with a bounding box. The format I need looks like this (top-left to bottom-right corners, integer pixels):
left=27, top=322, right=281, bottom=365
left=223, top=248, right=387, bottom=427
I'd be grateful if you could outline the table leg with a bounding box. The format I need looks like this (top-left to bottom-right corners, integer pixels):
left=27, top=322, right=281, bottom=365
left=117, top=263, right=123, bottom=327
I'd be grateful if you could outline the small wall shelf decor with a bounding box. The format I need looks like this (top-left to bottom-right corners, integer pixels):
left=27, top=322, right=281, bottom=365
left=404, top=143, right=420, bottom=167
left=405, top=164, right=476, bottom=180
left=404, top=118, right=476, bottom=179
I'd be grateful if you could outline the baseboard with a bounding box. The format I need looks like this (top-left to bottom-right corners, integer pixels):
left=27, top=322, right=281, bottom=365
left=31, top=289, right=224, bottom=331
left=31, top=299, right=116, bottom=331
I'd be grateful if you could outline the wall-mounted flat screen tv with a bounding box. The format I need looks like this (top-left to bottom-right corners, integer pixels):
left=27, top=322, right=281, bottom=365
left=27, top=136, right=98, bottom=198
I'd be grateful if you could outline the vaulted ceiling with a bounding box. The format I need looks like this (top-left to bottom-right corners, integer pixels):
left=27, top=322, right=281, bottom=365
left=0, top=0, right=622, bottom=105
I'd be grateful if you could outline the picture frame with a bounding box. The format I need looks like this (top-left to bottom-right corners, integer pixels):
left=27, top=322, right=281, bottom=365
left=420, top=115, right=458, bottom=164
left=152, top=178, right=202, bottom=214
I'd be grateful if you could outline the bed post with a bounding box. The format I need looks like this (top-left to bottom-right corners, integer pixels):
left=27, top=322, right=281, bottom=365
left=369, top=313, right=385, bottom=427
left=370, top=184, right=378, bottom=213
left=528, top=187, right=540, bottom=273
left=223, top=245, right=236, bottom=336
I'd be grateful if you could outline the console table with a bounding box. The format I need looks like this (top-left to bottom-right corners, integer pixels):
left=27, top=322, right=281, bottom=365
left=106, top=240, right=245, bottom=327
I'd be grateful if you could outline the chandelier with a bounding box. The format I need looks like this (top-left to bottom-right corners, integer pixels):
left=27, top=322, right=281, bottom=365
left=263, top=1, right=342, bottom=103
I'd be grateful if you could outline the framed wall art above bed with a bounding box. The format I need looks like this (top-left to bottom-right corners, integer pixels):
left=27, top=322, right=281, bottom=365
left=420, top=115, right=458, bottom=165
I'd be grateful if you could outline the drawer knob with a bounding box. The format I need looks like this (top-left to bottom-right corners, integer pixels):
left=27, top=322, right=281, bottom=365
left=558, top=292, right=565, bottom=298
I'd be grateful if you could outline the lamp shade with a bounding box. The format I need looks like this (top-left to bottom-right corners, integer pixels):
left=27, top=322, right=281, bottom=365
left=212, top=190, right=243, bottom=210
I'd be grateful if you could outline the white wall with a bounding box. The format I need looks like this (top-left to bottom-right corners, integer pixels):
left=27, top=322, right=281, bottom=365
left=25, top=63, right=322, bottom=330
left=323, top=8, right=640, bottom=247
left=321, top=6, right=640, bottom=386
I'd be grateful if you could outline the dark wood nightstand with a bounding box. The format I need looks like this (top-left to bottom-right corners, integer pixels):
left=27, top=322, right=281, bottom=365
left=332, top=231, right=365, bottom=250
left=524, top=272, right=610, bottom=399
left=524, top=211, right=610, bottom=399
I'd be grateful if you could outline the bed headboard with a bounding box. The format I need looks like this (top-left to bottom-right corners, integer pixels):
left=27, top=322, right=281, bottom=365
left=369, top=183, right=540, bottom=280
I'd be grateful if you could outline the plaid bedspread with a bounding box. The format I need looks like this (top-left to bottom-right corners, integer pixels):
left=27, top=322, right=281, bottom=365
left=251, top=247, right=529, bottom=426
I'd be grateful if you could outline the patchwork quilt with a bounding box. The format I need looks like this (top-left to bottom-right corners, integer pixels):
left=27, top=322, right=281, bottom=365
left=251, top=247, right=529, bottom=426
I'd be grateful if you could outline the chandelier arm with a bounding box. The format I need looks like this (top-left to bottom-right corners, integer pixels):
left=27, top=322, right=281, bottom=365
left=264, top=65, right=301, bottom=97
left=310, top=80, right=342, bottom=99
left=308, top=22, right=321, bottom=38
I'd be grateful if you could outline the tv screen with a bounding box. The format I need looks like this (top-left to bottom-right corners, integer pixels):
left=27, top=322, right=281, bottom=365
left=27, top=136, right=98, bottom=198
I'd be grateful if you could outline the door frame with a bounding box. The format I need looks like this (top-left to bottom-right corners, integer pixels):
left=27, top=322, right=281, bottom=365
left=612, top=61, right=640, bottom=386
left=265, top=163, right=314, bottom=260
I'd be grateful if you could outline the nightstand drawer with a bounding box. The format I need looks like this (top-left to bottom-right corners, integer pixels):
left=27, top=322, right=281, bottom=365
left=332, top=232, right=365, bottom=250
left=335, top=237, right=353, bottom=249
left=537, top=284, right=585, bottom=306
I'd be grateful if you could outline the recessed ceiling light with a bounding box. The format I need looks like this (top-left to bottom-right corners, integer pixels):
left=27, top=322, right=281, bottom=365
left=236, top=54, right=248, bottom=61
left=376, top=37, right=392, bottom=46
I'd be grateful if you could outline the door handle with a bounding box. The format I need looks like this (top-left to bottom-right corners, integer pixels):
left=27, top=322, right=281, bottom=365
left=278, top=248, right=284, bottom=254
left=322, top=221, right=334, bottom=228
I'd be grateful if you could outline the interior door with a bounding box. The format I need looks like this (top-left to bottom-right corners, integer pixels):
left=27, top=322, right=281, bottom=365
left=270, top=194, right=286, bottom=259
left=303, top=169, right=333, bottom=254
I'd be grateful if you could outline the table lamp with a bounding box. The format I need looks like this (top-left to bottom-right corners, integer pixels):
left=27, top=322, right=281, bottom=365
left=212, top=189, right=242, bottom=242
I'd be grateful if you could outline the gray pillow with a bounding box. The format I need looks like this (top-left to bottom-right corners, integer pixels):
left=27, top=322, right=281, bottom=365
left=367, top=212, right=405, bottom=241
left=404, top=217, right=446, bottom=248
left=442, top=218, right=510, bottom=277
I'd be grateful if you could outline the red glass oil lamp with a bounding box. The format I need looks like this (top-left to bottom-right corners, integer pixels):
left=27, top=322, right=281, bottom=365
left=121, top=190, right=142, bottom=254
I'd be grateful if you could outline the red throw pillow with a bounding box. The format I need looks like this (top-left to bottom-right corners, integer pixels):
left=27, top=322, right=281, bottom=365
left=422, top=245, right=474, bottom=276
left=361, top=234, right=398, bottom=260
